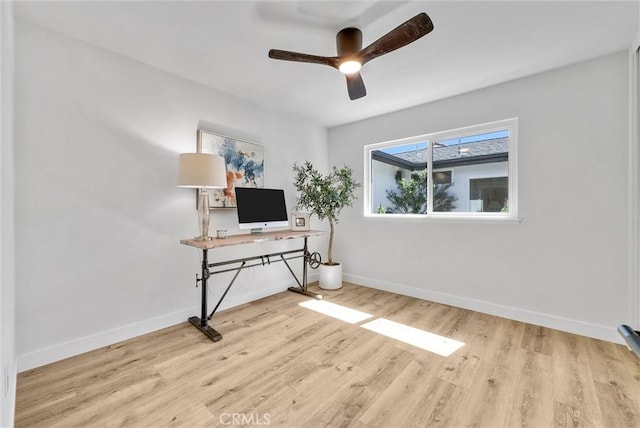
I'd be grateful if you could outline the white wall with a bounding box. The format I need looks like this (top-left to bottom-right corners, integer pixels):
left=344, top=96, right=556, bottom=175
left=14, top=20, right=328, bottom=371
left=328, top=52, right=632, bottom=343
left=629, top=36, right=640, bottom=329
left=1, top=2, right=16, bottom=426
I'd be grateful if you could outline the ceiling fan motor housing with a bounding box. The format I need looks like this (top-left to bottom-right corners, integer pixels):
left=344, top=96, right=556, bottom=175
left=337, top=27, right=363, bottom=56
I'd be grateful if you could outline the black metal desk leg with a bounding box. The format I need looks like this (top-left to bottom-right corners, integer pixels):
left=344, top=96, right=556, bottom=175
left=188, top=248, right=223, bottom=342
left=302, top=237, right=309, bottom=292
left=287, top=237, right=322, bottom=300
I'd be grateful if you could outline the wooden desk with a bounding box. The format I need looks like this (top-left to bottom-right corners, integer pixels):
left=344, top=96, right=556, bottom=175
left=181, top=229, right=324, bottom=342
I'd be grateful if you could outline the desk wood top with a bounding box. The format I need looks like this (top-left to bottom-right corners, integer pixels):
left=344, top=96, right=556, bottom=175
left=180, top=229, right=325, bottom=250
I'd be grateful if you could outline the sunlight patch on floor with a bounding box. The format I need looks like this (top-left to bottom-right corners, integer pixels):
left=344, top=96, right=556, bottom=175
left=299, top=300, right=374, bottom=324
left=361, top=318, right=465, bottom=357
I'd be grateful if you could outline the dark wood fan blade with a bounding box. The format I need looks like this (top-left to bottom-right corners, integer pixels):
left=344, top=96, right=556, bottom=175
left=358, top=13, right=433, bottom=65
left=345, top=72, right=366, bottom=100
left=268, top=49, right=340, bottom=69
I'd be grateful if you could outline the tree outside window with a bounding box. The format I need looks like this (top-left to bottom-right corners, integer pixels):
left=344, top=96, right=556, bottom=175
left=383, top=170, right=457, bottom=214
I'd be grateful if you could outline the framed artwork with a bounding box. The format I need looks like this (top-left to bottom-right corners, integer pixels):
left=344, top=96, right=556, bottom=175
left=197, top=129, right=264, bottom=208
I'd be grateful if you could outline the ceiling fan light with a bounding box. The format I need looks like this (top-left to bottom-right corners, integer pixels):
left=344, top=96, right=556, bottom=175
left=339, top=60, right=362, bottom=74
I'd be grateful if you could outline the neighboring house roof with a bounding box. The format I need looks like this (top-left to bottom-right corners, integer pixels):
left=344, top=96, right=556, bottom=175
left=373, top=137, right=509, bottom=170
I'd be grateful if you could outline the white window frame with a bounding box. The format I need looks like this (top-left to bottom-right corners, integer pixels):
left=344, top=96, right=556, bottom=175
left=364, top=118, right=519, bottom=222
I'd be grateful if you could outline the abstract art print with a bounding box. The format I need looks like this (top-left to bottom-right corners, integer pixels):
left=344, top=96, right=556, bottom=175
left=197, top=129, right=264, bottom=208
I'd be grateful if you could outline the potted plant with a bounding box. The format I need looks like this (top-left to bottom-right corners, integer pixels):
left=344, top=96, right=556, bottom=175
left=292, top=161, right=360, bottom=289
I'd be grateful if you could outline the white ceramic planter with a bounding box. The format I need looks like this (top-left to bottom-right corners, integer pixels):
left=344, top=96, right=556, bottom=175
left=319, top=263, right=342, bottom=290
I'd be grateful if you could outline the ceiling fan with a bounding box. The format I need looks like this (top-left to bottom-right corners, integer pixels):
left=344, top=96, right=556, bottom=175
left=268, top=12, right=434, bottom=101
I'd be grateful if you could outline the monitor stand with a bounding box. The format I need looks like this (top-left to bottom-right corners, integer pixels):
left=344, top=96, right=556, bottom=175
left=250, top=228, right=264, bottom=234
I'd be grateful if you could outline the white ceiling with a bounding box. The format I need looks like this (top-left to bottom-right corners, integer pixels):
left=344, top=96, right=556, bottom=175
left=14, top=1, right=640, bottom=127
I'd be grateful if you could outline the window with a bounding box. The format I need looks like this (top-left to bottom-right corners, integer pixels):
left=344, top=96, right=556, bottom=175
left=469, top=177, right=508, bottom=212
left=365, top=118, right=518, bottom=219
left=433, top=170, right=452, bottom=185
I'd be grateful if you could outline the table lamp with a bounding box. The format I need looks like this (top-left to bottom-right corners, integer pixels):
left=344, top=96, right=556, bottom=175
left=177, top=153, right=227, bottom=241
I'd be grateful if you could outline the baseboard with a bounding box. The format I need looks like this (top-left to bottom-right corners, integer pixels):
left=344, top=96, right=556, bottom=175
left=343, top=273, right=625, bottom=345
left=17, top=307, right=196, bottom=372
left=17, top=275, right=317, bottom=372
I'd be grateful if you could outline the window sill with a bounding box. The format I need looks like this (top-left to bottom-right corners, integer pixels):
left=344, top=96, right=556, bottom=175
left=363, top=213, right=523, bottom=224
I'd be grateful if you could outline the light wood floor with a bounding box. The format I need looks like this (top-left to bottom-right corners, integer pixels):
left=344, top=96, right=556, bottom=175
left=15, top=282, right=640, bottom=427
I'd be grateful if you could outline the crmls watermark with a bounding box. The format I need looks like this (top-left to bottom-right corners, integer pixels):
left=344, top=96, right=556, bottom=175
left=219, top=413, right=271, bottom=426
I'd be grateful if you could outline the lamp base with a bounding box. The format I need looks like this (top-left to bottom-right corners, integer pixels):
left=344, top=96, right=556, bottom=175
left=197, top=188, right=212, bottom=241
left=194, top=235, right=214, bottom=241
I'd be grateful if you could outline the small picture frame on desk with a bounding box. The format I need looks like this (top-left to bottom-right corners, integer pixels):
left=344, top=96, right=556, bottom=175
left=291, top=212, right=310, bottom=231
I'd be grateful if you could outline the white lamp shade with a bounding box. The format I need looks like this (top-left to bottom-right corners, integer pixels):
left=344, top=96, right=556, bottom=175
left=177, top=153, right=227, bottom=188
